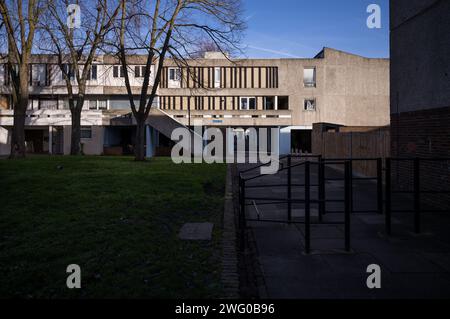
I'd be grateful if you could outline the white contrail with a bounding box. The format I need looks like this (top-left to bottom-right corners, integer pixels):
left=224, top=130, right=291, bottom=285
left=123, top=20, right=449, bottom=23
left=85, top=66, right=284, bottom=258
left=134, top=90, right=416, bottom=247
left=247, top=45, right=302, bottom=58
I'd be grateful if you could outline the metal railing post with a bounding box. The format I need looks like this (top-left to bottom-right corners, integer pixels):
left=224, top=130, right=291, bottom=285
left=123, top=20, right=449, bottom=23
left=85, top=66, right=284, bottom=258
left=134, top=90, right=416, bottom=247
left=385, top=158, right=392, bottom=235
left=349, top=160, right=353, bottom=215
left=240, top=176, right=246, bottom=251
left=287, top=155, right=292, bottom=223
left=305, top=161, right=311, bottom=254
left=344, top=161, right=351, bottom=252
left=318, top=159, right=325, bottom=222
left=414, top=158, right=421, bottom=234
left=377, top=158, right=383, bottom=215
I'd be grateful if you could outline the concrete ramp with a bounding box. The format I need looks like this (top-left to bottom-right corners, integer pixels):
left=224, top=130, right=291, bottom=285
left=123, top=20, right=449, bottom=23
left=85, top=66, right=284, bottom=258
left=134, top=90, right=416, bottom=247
left=146, top=108, right=202, bottom=156
left=147, top=108, right=188, bottom=139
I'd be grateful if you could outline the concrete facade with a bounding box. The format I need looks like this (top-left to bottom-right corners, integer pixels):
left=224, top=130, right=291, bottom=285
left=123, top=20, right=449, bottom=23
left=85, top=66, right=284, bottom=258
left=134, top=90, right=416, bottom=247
left=0, top=47, right=389, bottom=156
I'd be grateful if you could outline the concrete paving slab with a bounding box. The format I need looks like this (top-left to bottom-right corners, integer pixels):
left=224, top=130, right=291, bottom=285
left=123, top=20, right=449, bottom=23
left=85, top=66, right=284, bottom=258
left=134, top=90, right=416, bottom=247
left=178, top=222, right=214, bottom=241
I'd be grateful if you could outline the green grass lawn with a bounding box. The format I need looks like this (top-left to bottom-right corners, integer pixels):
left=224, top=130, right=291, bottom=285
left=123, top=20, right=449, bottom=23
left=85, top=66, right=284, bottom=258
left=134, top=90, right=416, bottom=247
left=0, top=156, right=226, bottom=298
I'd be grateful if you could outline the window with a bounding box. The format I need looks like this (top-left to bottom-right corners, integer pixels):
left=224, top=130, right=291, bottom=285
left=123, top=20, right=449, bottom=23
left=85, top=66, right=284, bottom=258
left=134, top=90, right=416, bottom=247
left=240, top=97, right=256, bottom=110
left=61, top=64, right=75, bottom=81
left=39, top=99, right=58, bottom=110
left=304, top=99, right=316, bottom=111
left=31, top=64, right=46, bottom=86
left=88, top=100, right=98, bottom=110
left=61, top=99, right=70, bottom=109
left=135, top=66, right=146, bottom=78
left=169, top=67, right=181, bottom=81
left=87, top=99, right=108, bottom=110
left=0, top=64, right=4, bottom=85
left=303, top=67, right=316, bottom=87
left=263, top=97, right=275, bottom=110
left=113, top=65, right=125, bottom=78
left=278, top=96, right=289, bottom=110
left=87, top=65, right=98, bottom=80
left=80, top=126, right=92, bottom=139
left=214, top=67, right=221, bottom=88
left=98, top=100, right=107, bottom=110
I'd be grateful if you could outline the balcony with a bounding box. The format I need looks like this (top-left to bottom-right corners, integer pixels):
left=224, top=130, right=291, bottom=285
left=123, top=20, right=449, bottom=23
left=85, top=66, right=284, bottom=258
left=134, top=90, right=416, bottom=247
left=0, top=109, right=105, bottom=126
left=165, top=109, right=292, bottom=126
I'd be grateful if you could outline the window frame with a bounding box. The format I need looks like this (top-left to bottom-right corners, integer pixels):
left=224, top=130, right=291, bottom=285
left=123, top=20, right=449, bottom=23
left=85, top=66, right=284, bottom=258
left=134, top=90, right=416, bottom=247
left=239, top=97, right=257, bottom=111
left=61, top=64, right=75, bottom=81
left=88, top=100, right=98, bottom=110
left=214, top=67, right=221, bottom=88
left=113, top=65, right=125, bottom=78
left=303, top=67, right=316, bottom=88
left=88, top=65, right=98, bottom=81
left=304, top=98, right=316, bottom=111
left=80, top=126, right=92, bottom=139
left=168, top=67, right=181, bottom=81
left=134, top=65, right=146, bottom=78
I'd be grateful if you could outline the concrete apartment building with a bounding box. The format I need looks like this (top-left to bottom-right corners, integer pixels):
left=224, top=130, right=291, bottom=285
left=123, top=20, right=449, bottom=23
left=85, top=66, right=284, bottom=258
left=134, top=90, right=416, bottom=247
left=390, top=0, right=450, bottom=206
left=0, top=47, right=389, bottom=157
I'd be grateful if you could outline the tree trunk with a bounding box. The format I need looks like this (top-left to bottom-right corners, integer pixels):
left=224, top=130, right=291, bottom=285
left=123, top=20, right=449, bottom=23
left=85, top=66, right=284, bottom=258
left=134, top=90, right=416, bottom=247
left=9, top=99, right=26, bottom=158
left=9, top=68, right=29, bottom=159
left=134, top=119, right=146, bottom=161
left=70, top=109, right=82, bottom=155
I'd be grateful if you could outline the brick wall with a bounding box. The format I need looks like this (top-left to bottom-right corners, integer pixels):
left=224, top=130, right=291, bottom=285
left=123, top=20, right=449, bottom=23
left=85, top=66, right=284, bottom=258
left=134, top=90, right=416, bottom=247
left=391, top=106, right=450, bottom=210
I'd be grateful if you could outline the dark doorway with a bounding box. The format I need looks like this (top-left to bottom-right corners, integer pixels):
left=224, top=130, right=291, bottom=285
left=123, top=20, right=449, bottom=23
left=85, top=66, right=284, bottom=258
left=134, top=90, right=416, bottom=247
left=291, top=130, right=312, bottom=153
left=52, top=128, right=64, bottom=155
left=104, top=126, right=135, bottom=155
left=25, top=130, right=44, bottom=153
left=155, top=133, right=175, bottom=156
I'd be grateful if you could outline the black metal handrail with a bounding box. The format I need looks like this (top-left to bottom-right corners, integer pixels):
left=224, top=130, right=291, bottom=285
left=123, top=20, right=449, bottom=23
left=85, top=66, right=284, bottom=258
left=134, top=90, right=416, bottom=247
left=385, top=157, right=450, bottom=235
left=239, top=155, right=352, bottom=254
left=238, top=155, right=450, bottom=255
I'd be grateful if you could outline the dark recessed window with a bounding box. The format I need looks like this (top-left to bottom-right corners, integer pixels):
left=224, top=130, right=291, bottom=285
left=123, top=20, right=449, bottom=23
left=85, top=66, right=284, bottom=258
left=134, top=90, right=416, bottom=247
left=81, top=126, right=92, bottom=139
left=278, top=96, right=289, bottom=110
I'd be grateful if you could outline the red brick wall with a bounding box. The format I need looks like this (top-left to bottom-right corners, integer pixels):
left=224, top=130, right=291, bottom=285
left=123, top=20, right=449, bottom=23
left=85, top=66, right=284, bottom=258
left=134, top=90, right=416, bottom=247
left=391, top=106, right=450, bottom=210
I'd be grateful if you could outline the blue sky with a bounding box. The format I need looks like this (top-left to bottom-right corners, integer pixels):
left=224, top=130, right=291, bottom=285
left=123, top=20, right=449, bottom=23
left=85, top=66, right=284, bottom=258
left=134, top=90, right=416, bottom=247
left=241, top=0, right=389, bottom=59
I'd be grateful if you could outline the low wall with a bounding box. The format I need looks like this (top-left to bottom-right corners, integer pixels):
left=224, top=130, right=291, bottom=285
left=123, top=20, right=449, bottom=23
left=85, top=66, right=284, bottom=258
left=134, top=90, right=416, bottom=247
left=312, top=123, right=390, bottom=177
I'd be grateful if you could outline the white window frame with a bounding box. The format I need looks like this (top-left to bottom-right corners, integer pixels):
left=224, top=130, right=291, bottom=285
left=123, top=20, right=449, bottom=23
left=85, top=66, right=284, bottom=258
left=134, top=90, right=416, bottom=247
left=168, top=67, right=181, bottom=81
left=303, top=67, right=316, bottom=88
left=88, top=65, right=98, bottom=81
left=98, top=99, right=107, bottom=110
left=135, top=65, right=146, bottom=78
left=87, top=99, right=108, bottom=110
left=239, top=97, right=256, bottom=111
left=113, top=65, right=125, bottom=78
left=214, top=67, right=221, bottom=88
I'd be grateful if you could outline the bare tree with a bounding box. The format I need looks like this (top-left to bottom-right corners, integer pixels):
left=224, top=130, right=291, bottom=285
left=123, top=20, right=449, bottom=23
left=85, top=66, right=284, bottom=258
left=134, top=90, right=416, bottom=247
left=109, top=0, right=244, bottom=161
left=0, top=0, right=46, bottom=158
left=41, top=0, right=120, bottom=155
left=189, top=39, right=220, bottom=58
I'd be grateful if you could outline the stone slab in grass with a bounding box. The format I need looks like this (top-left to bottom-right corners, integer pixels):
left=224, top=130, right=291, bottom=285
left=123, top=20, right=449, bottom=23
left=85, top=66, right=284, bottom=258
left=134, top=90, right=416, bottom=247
left=179, top=222, right=214, bottom=241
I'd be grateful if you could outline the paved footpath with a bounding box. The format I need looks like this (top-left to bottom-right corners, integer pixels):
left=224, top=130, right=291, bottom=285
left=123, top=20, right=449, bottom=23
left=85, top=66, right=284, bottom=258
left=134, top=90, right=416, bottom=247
left=236, top=160, right=450, bottom=299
